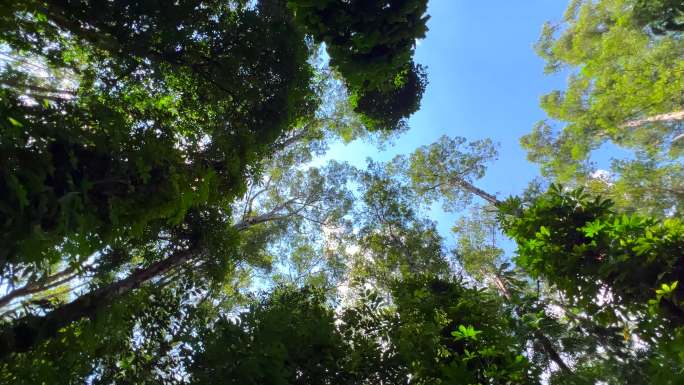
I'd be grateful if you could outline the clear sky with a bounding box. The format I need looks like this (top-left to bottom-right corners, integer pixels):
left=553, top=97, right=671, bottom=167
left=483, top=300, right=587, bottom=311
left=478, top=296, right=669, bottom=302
left=319, top=1, right=574, bottom=246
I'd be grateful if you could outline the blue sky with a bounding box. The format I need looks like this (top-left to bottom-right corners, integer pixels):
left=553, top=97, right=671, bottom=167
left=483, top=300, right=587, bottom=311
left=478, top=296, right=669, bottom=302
left=320, top=1, right=573, bottom=246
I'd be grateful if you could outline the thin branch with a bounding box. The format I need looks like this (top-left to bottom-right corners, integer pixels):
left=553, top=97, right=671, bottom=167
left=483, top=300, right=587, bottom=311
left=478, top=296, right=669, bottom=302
left=0, top=266, right=80, bottom=309
left=0, top=79, right=76, bottom=96
left=493, top=273, right=573, bottom=375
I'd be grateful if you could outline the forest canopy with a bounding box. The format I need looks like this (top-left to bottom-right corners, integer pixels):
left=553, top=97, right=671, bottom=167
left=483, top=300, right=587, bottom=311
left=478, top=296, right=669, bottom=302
left=0, top=0, right=682, bottom=384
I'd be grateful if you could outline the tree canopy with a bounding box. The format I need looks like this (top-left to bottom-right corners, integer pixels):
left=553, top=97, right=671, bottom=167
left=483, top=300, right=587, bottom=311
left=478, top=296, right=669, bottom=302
left=1, top=0, right=683, bottom=384
left=523, top=0, right=684, bottom=216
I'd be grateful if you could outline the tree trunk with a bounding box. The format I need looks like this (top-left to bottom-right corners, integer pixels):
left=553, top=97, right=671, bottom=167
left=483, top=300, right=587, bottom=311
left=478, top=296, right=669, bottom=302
left=0, top=206, right=297, bottom=359
left=623, top=110, right=684, bottom=128
left=0, top=249, right=193, bottom=360
left=449, top=177, right=501, bottom=206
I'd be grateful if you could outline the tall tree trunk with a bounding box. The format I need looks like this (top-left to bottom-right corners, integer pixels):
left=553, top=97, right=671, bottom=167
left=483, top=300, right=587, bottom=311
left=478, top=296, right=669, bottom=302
left=449, top=176, right=501, bottom=206
left=0, top=210, right=291, bottom=359
left=0, top=249, right=193, bottom=360
left=623, top=110, right=684, bottom=128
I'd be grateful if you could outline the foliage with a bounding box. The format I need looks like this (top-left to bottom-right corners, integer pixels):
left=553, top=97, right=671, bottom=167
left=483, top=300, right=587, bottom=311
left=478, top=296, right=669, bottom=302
left=190, top=286, right=353, bottom=385
left=0, top=0, right=429, bottom=368
left=634, top=0, right=684, bottom=34
left=350, top=161, right=450, bottom=287
left=193, top=278, right=540, bottom=385
left=4, top=0, right=684, bottom=384
left=524, top=0, right=684, bottom=216
left=501, top=185, right=684, bottom=382
left=452, top=205, right=504, bottom=281
left=389, top=275, right=538, bottom=384
left=0, top=0, right=316, bottom=283
left=390, top=135, right=499, bottom=211
left=501, top=186, right=684, bottom=322
left=0, top=275, right=209, bottom=385
left=290, top=0, right=430, bottom=130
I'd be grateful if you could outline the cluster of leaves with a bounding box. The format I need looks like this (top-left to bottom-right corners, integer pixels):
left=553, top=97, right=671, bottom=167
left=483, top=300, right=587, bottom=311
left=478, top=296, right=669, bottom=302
left=389, top=275, right=538, bottom=384
left=0, top=280, right=195, bottom=384
left=290, top=0, right=430, bottom=130
left=190, top=286, right=388, bottom=385
left=501, top=186, right=684, bottom=322
left=500, top=186, right=684, bottom=381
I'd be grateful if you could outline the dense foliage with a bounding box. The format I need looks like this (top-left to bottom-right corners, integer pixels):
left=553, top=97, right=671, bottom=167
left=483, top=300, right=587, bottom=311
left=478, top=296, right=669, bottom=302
left=1, top=0, right=315, bottom=278
left=1, top=0, right=683, bottom=384
left=0, top=0, right=429, bottom=369
left=500, top=186, right=684, bottom=383
left=523, top=0, right=684, bottom=216
left=290, top=0, right=429, bottom=130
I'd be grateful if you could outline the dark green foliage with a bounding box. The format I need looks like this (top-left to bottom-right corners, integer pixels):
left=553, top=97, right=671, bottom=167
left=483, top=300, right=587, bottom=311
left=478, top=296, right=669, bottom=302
left=190, top=286, right=388, bottom=385
left=0, top=0, right=435, bottom=369
left=389, top=275, right=538, bottom=384
left=191, top=280, right=539, bottom=385
left=352, top=63, right=428, bottom=131
left=501, top=186, right=684, bottom=325
left=634, top=0, right=684, bottom=34
left=500, top=186, right=684, bottom=382
left=290, top=0, right=429, bottom=130
left=0, top=284, right=187, bottom=385
left=0, top=0, right=316, bottom=277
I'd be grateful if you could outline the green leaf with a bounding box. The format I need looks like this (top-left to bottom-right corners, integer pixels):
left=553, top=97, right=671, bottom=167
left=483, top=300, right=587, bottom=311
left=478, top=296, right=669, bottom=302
left=539, top=226, right=550, bottom=237
left=582, top=220, right=604, bottom=238
left=452, top=325, right=482, bottom=340
left=7, top=117, right=23, bottom=127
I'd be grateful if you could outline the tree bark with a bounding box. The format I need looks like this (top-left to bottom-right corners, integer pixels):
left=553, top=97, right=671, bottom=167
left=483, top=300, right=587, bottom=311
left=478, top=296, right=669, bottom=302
left=0, top=202, right=301, bottom=359
left=0, top=249, right=193, bottom=360
left=623, top=110, right=684, bottom=128
left=449, top=177, right=501, bottom=206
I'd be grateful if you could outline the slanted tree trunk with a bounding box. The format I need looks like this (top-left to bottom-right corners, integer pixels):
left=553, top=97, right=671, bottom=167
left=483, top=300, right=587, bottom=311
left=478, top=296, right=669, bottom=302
left=623, top=110, right=684, bottom=128
left=0, top=208, right=298, bottom=359
left=0, top=249, right=193, bottom=359
left=449, top=176, right=501, bottom=206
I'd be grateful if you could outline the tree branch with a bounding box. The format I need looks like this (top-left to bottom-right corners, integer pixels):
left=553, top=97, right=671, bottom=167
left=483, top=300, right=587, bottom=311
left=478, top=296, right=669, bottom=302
left=0, top=248, right=194, bottom=359
left=493, top=273, right=573, bottom=375
left=0, top=266, right=80, bottom=309
left=623, top=110, right=684, bottom=128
